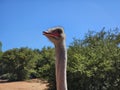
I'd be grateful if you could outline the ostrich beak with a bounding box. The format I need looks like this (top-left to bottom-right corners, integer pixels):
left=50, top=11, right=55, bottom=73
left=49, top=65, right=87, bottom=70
left=43, top=31, right=60, bottom=37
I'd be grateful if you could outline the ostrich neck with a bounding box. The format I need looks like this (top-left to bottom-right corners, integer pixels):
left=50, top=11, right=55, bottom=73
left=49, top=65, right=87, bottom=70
left=55, top=40, right=67, bottom=90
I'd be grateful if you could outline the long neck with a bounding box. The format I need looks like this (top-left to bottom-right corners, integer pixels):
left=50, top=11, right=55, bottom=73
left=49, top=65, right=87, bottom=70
left=55, top=40, right=67, bottom=90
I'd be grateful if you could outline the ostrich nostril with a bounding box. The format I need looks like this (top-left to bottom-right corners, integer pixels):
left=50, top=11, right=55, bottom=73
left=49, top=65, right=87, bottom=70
left=43, top=31, right=48, bottom=35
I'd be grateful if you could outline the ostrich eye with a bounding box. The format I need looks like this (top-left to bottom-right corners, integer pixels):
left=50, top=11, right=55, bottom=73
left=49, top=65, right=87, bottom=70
left=52, top=29, right=63, bottom=34
left=57, top=29, right=63, bottom=34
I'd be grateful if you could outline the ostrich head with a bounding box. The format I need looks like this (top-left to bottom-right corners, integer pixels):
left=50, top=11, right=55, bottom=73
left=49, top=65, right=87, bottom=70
left=43, top=27, right=65, bottom=45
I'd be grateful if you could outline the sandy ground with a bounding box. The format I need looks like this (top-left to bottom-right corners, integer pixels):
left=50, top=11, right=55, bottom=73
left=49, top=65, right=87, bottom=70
left=0, top=79, right=48, bottom=90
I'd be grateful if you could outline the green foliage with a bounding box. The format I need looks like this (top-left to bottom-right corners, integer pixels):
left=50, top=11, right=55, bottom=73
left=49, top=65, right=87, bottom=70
left=0, top=41, right=2, bottom=52
left=34, top=47, right=56, bottom=90
left=67, top=28, right=120, bottom=90
left=1, top=47, right=37, bottom=81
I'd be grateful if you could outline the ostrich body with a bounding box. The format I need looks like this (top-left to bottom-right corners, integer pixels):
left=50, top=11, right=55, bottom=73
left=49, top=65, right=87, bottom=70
left=43, top=27, right=67, bottom=90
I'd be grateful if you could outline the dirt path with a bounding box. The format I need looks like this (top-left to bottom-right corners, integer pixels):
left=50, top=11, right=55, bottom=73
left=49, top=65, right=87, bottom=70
left=0, top=79, right=48, bottom=90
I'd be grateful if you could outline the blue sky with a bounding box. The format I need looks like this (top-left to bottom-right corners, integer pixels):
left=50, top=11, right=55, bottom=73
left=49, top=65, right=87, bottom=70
left=0, top=0, right=120, bottom=51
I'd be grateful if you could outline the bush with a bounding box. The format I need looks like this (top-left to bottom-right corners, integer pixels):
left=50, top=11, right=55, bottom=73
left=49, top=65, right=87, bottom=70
left=34, top=47, right=56, bottom=89
left=1, top=47, right=37, bottom=81
left=67, top=29, right=120, bottom=90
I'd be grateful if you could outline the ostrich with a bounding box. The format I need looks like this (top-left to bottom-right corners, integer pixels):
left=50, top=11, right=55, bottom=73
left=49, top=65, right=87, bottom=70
left=43, top=27, right=67, bottom=90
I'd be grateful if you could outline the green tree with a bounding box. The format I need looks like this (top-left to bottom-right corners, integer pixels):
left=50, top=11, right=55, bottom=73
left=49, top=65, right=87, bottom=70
left=34, top=46, right=56, bottom=89
left=67, top=28, right=120, bottom=90
left=1, top=47, right=37, bottom=81
left=0, top=41, right=2, bottom=52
